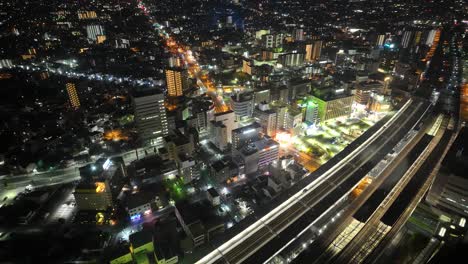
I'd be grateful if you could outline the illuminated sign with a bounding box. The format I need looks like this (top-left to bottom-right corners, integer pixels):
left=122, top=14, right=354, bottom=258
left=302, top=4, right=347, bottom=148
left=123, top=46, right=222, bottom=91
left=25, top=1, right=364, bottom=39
left=95, top=182, right=106, bottom=193
left=130, top=214, right=141, bottom=221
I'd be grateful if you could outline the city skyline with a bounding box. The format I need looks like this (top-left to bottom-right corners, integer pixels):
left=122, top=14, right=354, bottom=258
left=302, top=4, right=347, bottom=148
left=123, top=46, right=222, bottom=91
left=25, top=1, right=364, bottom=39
left=0, top=0, right=466, bottom=263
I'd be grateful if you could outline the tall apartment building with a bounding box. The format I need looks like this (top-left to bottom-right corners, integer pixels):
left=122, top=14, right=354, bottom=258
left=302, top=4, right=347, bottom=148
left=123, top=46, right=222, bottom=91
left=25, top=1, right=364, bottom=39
left=278, top=52, right=305, bottom=67
left=262, top=33, right=284, bottom=49
left=66, top=83, right=80, bottom=109
left=165, top=68, right=189, bottom=97
left=86, top=24, right=105, bottom=43
left=209, top=111, right=236, bottom=150
left=132, top=89, right=168, bottom=146
left=305, top=101, right=319, bottom=124
left=254, top=102, right=277, bottom=137
left=305, top=41, right=322, bottom=61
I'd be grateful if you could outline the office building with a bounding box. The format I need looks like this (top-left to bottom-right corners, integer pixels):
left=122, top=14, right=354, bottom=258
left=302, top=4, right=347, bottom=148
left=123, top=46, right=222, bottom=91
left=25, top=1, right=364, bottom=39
left=132, top=89, right=169, bottom=146
left=254, top=102, right=277, bottom=137
left=66, top=83, right=80, bottom=109
left=166, top=68, right=189, bottom=97
left=231, top=92, right=254, bottom=120
left=312, top=93, right=354, bottom=122
left=253, top=138, right=280, bottom=169
left=231, top=122, right=262, bottom=150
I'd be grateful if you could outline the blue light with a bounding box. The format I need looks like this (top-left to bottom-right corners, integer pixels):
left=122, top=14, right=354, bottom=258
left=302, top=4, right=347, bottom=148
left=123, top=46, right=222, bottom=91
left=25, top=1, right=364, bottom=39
left=130, top=214, right=141, bottom=221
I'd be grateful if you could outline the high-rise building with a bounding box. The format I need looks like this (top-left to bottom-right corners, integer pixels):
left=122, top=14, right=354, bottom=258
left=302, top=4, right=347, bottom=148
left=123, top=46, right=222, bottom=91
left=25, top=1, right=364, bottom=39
left=312, top=40, right=322, bottom=61
left=271, top=102, right=288, bottom=130
left=86, top=24, right=105, bottom=43
left=165, top=68, right=188, bottom=97
left=425, top=29, right=437, bottom=46
left=132, top=89, right=168, bottom=146
left=305, top=44, right=313, bottom=62
left=77, top=11, right=97, bottom=20
left=262, top=33, right=284, bottom=49
left=305, top=41, right=322, bottom=62
left=294, top=28, right=304, bottom=41
left=305, top=100, right=319, bottom=124
left=168, top=56, right=182, bottom=68
left=209, top=111, right=236, bottom=150
left=231, top=122, right=262, bottom=150
left=413, top=31, right=422, bottom=46
left=376, top=34, right=386, bottom=47
left=66, top=83, right=80, bottom=109
left=253, top=138, right=280, bottom=169
left=278, top=52, right=305, bottom=67
left=254, top=102, right=277, bottom=137
left=231, top=92, right=254, bottom=120
left=285, top=108, right=303, bottom=135
left=242, top=59, right=254, bottom=75
left=401, top=31, right=413, bottom=49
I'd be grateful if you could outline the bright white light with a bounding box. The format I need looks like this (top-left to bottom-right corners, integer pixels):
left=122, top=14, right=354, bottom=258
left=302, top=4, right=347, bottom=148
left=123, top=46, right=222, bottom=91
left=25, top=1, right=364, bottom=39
left=438, top=227, right=446, bottom=237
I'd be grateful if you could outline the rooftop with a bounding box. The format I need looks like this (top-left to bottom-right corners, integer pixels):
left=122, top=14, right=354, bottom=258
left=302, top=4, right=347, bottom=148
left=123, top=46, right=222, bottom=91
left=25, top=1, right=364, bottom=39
left=129, top=231, right=153, bottom=249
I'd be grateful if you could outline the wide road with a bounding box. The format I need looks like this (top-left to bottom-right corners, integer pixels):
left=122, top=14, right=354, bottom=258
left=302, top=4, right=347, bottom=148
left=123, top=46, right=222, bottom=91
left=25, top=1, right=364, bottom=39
left=0, top=146, right=156, bottom=201
left=196, top=98, right=430, bottom=264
